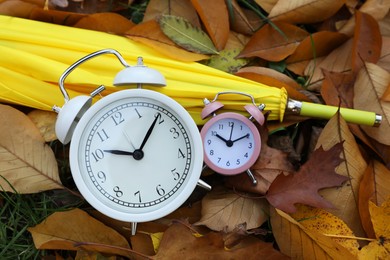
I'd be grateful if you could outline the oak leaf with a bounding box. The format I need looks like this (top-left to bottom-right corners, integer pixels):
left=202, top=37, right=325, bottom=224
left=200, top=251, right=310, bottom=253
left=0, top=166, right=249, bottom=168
left=238, top=22, right=309, bottom=62
left=156, top=221, right=289, bottom=259
left=270, top=207, right=357, bottom=259
left=195, top=186, right=269, bottom=232
left=266, top=142, right=348, bottom=213
left=0, top=104, right=63, bottom=193
left=28, top=208, right=134, bottom=257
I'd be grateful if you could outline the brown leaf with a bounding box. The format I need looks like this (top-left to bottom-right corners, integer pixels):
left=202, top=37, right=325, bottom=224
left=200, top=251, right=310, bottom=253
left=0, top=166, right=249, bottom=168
left=229, top=0, right=262, bottom=35
left=195, top=186, right=269, bottom=232
left=238, top=22, right=309, bottom=62
left=286, top=31, right=349, bottom=75
left=254, top=0, right=278, bottom=13
left=143, top=0, right=201, bottom=28
left=266, top=142, right=348, bottom=213
left=351, top=11, right=382, bottom=74
left=315, top=114, right=368, bottom=239
left=0, top=105, right=63, bottom=193
left=0, top=0, right=44, bottom=18
left=156, top=221, right=289, bottom=259
left=268, top=0, right=345, bottom=24
left=190, top=0, right=229, bottom=51
left=125, top=20, right=209, bottom=62
left=28, top=208, right=135, bottom=257
left=28, top=9, right=86, bottom=25
left=321, top=70, right=354, bottom=109
left=27, top=110, right=57, bottom=142
left=74, top=13, right=135, bottom=35
left=354, top=62, right=390, bottom=145
left=270, top=207, right=356, bottom=259
left=359, top=160, right=390, bottom=238
left=236, top=66, right=311, bottom=101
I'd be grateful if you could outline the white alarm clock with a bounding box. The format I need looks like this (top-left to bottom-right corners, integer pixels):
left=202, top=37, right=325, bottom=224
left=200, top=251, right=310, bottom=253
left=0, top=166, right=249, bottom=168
left=53, top=49, right=208, bottom=235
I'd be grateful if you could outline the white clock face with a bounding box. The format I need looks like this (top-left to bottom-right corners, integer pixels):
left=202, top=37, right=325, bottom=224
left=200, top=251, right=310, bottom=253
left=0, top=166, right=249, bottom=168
left=201, top=113, right=261, bottom=175
left=70, top=89, right=203, bottom=222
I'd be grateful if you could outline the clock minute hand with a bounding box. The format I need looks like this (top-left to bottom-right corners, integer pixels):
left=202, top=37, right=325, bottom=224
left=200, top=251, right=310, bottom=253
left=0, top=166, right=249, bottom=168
left=104, top=150, right=134, bottom=156
left=232, top=133, right=250, bottom=143
left=139, top=113, right=161, bottom=151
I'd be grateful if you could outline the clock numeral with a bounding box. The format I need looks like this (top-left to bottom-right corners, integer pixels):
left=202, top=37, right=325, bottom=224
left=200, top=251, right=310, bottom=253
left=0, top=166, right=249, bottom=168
left=236, top=159, right=240, bottom=165
left=244, top=153, right=249, bottom=158
left=134, top=108, right=142, bottom=119
left=91, top=149, right=104, bottom=162
left=211, top=131, right=217, bottom=136
left=218, top=124, right=224, bottom=130
left=171, top=168, right=180, bottom=180
left=170, top=127, right=180, bottom=139
left=207, top=139, right=211, bottom=145
left=111, top=111, right=124, bottom=126
left=178, top=148, right=185, bottom=159
left=226, top=161, right=231, bottom=167
left=113, top=186, right=123, bottom=197
left=154, top=112, right=164, bottom=124
left=96, top=171, right=106, bottom=183
left=229, top=122, right=234, bottom=127
left=218, top=157, right=221, bottom=163
left=248, top=142, right=253, bottom=149
left=156, top=184, right=166, bottom=196
left=209, top=150, right=214, bottom=156
left=134, top=190, right=142, bottom=203
left=97, top=128, right=109, bottom=142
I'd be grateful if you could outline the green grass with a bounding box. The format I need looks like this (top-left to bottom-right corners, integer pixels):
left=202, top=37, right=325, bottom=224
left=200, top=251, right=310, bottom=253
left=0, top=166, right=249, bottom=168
left=0, top=178, right=81, bottom=259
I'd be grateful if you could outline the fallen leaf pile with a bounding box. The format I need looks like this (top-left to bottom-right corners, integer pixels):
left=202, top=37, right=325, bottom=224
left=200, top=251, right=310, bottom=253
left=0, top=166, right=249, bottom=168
left=1, top=0, right=390, bottom=259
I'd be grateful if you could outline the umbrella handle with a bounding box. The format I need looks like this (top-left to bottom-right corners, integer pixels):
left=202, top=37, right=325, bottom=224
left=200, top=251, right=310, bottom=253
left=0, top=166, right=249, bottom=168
left=287, top=99, right=382, bottom=127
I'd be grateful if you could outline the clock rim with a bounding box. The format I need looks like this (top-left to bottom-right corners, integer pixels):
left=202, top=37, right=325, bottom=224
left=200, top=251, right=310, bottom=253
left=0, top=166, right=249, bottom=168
left=69, top=89, right=203, bottom=222
left=200, top=112, right=261, bottom=175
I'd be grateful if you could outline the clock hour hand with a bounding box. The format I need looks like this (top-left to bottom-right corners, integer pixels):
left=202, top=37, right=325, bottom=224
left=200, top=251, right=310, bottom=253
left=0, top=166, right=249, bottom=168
left=216, top=134, right=234, bottom=147
left=231, top=133, right=250, bottom=143
left=104, top=150, right=134, bottom=156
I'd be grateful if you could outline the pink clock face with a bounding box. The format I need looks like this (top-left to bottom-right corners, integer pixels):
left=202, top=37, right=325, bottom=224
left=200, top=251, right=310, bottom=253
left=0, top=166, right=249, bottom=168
left=201, top=113, right=261, bottom=175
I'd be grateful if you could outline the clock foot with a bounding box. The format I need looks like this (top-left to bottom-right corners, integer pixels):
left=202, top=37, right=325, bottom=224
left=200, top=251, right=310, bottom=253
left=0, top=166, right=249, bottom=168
left=131, top=222, right=138, bottom=236
left=246, top=170, right=257, bottom=186
left=197, top=179, right=212, bottom=191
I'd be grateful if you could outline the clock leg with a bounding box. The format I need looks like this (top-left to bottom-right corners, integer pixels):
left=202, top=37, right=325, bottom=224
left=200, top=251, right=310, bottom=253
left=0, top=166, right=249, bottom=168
left=246, top=169, right=258, bottom=186
left=131, top=222, right=138, bottom=236
left=197, top=179, right=212, bottom=191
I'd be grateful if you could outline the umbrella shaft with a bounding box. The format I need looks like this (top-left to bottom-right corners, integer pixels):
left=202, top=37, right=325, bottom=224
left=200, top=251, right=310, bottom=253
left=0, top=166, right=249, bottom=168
left=287, top=99, right=381, bottom=127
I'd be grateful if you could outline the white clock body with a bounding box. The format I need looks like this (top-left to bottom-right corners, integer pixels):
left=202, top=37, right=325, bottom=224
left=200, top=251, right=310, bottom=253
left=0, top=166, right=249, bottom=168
left=69, top=89, right=203, bottom=222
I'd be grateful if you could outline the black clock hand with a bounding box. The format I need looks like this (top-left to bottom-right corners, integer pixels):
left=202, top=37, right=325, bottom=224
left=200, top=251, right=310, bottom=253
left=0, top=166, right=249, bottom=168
left=228, top=122, right=234, bottom=141
left=216, top=133, right=234, bottom=147
left=232, top=133, right=250, bottom=143
left=104, top=150, right=134, bottom=156
left=139, top=113, right=161, bottom=151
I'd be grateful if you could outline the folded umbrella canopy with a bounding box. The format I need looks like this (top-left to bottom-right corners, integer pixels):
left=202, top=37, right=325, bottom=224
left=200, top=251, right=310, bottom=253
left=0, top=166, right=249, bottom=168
left=0, top=15, right=380, bottom=126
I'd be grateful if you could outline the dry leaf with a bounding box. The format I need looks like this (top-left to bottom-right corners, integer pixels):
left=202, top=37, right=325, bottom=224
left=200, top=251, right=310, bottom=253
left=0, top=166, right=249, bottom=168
left=266, top=142, right=348, bottom=213
left=158, top=14, right=218, bottom=54
left=0, top=0, right=44, bottom=18
left=27, top=109, right=57, bottom=142
left=74, top=12, right=135, bottom=34
left=321, top=70, right=355, bottom=109
left=254, top=0, right=278, bottom=13
left=125, top=20, right=209, bottom=62
left=28, top=208, right=135, bottom=258
left=268, top=0, right=345, bottom=24
left=190, top=0, right=229, bottom=51
left=156, top=221, right=289, bottom=259
left=238, top=22, right=309, bottom=62
left=143, top=0, right=201, bottom=28
left=286, top=31, right=349, bottom=75
left=29, top=8, right=86, bottom=25
left=270, top=207, right=356, bottom=259
left=359, top=160, right=390, bottom=238
left=290, top=204, right=359, bottom=256
left=196, top=186, right=269, bottom=232
left=0, top=104, right=63, bottom=193
left=315, top=114, right=367, bottom=239
left=358, top=198, right=390, bottom=259
left=354, top=62, right=390, bottom=145
left=205, top=48, right=249, bottom=73
left=229, top=0, right=261, bottom=35
left=351, top=11, right=382, bottom=74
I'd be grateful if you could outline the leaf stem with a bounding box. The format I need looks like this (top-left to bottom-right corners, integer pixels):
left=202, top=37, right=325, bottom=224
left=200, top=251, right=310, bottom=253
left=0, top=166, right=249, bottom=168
left=323, top=234, right=376, bottom=242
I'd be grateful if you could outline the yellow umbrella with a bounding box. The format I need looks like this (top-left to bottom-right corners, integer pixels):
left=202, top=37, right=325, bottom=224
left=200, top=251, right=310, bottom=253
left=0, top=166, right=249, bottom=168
left=0, top=15, right=380, bottom=126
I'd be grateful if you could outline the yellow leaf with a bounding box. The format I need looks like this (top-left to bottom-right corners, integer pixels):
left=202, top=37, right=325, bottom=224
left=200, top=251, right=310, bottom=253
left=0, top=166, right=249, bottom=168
left=27, top=109, right=57, bottom=142
left=315, top=114, right=367, bottom=239
left=270, top=207, right=356, bottom=259
left=358, top=198, right=390, bottom=259
left=291, top=205, right=359, bottom=256
left=195, top=186, right=269, bottom=232
left=0, top=105, right=63, bottom=193
left=28, top=208, right=134, bottom=257
left=268, top=0, right=345, bottom=24
left=353, top=62, right=390, bottom=145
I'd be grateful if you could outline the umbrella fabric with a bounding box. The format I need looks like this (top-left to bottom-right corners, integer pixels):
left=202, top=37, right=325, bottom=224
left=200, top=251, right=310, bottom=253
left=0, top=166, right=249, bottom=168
left=0, top=15, right=287, bottom=124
